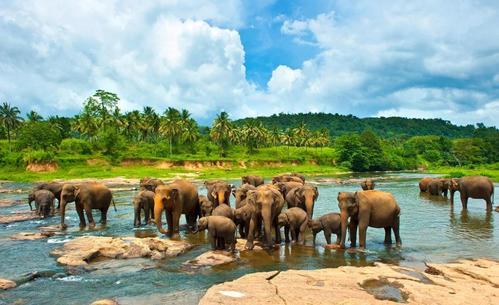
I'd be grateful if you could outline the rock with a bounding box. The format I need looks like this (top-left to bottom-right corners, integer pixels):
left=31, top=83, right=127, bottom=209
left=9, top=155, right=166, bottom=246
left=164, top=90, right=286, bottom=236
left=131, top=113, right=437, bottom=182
left=10, top=231, right=55, bottom=240
left=0, top=199, right=24, bottom=207
left=51, top=236, right=193, bottom=267
left=90, top=299, right=119, bottom=305
left=183, top=251, right=237, bottom=270
left=0, top=278, right=16, bottom=290
left=235, top=239, right=265, bottom=252
left=0, top=211, right=39, bottom=224
left=494, top=206, right=499, bottom=213
left=199, top=259, right=499, bottom=305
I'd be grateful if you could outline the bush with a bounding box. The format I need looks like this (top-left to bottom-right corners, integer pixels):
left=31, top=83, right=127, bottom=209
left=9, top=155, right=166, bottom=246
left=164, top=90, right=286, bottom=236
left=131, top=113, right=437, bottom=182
left=60, top=138, right=92, bottom=155
left=22, top=150, right=55, bottom=164
left=16, top=122, right=62, bottom=150
left=94, top=127, right=126, bottom=162
left=0, top=150, right=23, bottom=166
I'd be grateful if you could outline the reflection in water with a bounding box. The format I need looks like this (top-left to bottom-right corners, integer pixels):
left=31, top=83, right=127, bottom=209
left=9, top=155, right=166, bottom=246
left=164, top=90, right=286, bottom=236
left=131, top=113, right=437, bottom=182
left=449, top=210, right=493, bottom=240
left=419, top=192, right=449, bottom=205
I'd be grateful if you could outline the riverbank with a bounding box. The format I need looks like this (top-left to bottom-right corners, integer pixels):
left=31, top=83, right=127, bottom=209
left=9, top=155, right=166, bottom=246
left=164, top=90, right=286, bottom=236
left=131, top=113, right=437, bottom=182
left=199, top=258, right=499, bottom=305
left=0, top=162, right=497, bottom=183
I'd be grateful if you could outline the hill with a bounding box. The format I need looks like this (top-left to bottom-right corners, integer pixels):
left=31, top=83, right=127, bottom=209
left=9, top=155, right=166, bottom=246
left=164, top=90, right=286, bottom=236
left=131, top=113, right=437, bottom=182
left=234, top=112, right=478, bottom=138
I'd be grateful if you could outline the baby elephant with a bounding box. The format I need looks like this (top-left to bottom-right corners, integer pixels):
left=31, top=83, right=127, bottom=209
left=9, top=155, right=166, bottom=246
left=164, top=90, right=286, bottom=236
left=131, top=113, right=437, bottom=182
left=212, top=204, right=234, bottom=220
left=28, top=189, right=55, bottom=218
left=199, top=195, right=214, bottom=217
left=197, top=216, right=236, bottom=252
left=308, top=212, right=341, bottom=245
left=133, top=190, right=155, bottom=227
left=360, top=179, right=375, bottom=190
left=277, top=207, right=308, bottom=245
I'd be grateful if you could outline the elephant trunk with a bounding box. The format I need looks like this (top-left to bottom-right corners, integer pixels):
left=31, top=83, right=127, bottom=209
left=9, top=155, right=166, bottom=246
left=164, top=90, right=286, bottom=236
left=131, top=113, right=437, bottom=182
left=339, top=210, right=348, bottom=249
left=60, top=198, right=67, bottom=228
left=217, top=191, right=226, bottom=205
left=133, top=203, right=141, bottom=227
left=154, top=199, right=168, bottom=235
left=450, top=190, right=455, bottom=205
left=261, top=207, right=273, bottom=248
left=304, top=194, right=314, bottom=219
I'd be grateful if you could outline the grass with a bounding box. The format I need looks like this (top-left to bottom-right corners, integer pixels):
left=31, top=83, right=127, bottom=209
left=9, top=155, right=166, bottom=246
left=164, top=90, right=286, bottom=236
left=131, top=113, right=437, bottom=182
left=429, top=163, right=499, bottom=181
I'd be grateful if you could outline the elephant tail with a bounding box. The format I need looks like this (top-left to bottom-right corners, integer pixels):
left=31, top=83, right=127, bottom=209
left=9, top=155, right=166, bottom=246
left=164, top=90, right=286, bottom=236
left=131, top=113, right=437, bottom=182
left=112, top=199, right=117, bottom=212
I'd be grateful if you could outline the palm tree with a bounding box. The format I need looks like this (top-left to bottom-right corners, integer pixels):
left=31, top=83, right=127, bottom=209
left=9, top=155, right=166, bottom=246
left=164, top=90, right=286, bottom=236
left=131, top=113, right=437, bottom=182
left=281, top=128, right=296, bottom=158
left=160, top=107, right=181, bottom=156
left=182, top=119, right=200, bottom=153
left=210, top=111, right=233, bottom=157
left=293, top=122, right=310, bottom=148
left=269, top=127, right=281, bottom=152
left=241, top=120, right=267, bottom=154
left=0, top=102, right=23, bottom=151
left=73, top=112, right=98, bottom=140
left=26, top=110, right=43, bottom=122
left=142, top=106, right=160, bottom=142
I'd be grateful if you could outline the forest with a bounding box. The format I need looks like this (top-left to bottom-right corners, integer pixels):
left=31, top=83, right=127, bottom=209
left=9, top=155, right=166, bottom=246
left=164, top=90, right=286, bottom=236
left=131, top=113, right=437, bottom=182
left=0, top=90, right=497, bottom=177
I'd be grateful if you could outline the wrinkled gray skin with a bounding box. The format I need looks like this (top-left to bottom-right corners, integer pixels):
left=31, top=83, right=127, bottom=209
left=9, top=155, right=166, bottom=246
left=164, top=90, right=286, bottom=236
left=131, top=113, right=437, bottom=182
left=245, top=185, right=285, bottom=250
left=60, top=183, right=113, bottom=229
left=34, top=182, right=62, bottom=209
left=285, top=183, right=319, bottom=219
left=197, top=216, right=236, bottom=252
left=204, top=180, right=232, bottom=207
left=360, top=179, right=375, bottom=191
left=232, top=183, right=256, bottom=209
left=308, top=212, right=341, bottom=245
left=449, top=176, right=494, bottom=211
left=212, top=204, right=234, bottom=220
left=29, top=190, right=55, bottom=218
left=337, top=191, right=401, bottom=250
left=277, top=207, right=308, bottom=245
left=199, top=195, right=214, bottom=217
left=274, top=181, right=303, bottom=197
left=241, top=175, right=264, bottom=187
left=233, top=202, right=254, bottom=238
left=272, top=174, right=305, bottom=184
left=133, top=190, right=155, bottom=227
left=140, top=177, right=164, bottom=192
left=428, top=179, right=450, bottom=196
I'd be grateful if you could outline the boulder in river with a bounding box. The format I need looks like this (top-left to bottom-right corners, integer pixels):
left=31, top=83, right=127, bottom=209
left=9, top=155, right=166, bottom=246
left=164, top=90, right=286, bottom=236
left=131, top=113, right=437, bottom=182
left=0, top=211, right=39, bottom=224
left=199, top=258, right=499, bottom=305
left=51, top=236, right=193, bottom=267
left=0, top=278, right=16, bottom=290
left=10, top=231, right=56, bottom=240
left=183, top=250, right=237, bottom=270
left=0, top=199, right=24, bottom=207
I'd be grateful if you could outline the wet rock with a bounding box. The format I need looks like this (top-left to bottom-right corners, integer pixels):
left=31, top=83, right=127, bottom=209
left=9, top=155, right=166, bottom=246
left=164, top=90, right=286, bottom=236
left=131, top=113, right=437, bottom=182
left=183, top=251, right=236, bottom=270
left=90, top=299, right=119, bottom=305
left=199, top=259, right=499, bottom=305
left=51, top=236, right=193, bottom=267
left=0, top=199, right=24, bottom=207
left=0, top=278, right=16, bottom=290
left=0, top=211, right=39, bottom=224
left=10, top=231, right=55, bottom=240
left=235, top=239, right=264, bottom=252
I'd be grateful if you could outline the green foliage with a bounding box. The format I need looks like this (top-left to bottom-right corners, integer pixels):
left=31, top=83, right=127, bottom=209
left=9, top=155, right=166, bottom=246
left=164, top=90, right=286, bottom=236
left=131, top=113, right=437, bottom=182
left=22, top=150, right=55, bottom=164
left=59, top=138, right=92, bottom=155
left=94, top=127, right=126, bottom=161
left=16, top=122, right=62, bottom=150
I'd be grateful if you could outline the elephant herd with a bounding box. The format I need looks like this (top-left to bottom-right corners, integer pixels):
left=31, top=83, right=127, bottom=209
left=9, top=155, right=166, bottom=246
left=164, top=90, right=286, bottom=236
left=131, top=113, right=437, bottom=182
left=419, top=176, right=495, bottom=211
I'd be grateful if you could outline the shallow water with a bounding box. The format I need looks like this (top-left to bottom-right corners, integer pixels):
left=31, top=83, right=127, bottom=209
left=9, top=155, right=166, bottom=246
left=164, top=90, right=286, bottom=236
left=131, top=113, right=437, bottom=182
left=0, top=173, right=498, bottom=305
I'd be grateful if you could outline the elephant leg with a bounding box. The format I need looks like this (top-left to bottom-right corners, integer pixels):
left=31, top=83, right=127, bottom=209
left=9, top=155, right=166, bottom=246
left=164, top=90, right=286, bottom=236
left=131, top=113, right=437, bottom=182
left=84, top=206, right=96, bottom=228
left=166, top=211, right=174, bottom=236
left=358, top=220, right=368, bottom=250
left=245, top=218, right=256, bottom=250
left=298, top=222, right=306, bottom=245
left=186, top=213, right=197, bottom=232
left=290, top=226, right=297, bottom=243
left=384, top=227, right=392, bottom=244
left=323, top=228, right=332, bottom=245
left=460, top=193, right=468, bottom=209
left=172, top=210, right=181, bottom=236
left=238, top=223, right=245, bottom=238
left=209, top=234, right=216, bottom=250
left=393, top=217, right=402, bottom=246
left=349, top=220, right=358, bottom=248
left=284, top=226, right=290, bottom=243
left=76, top=205, right=86, bottom=228
left=134, top=209, right=141, bottom=227
left=274, top=220, right=281, bottom=244
left=335, top=233, right=341, bottom=245
left=485, top=196, right=492, bottom=211
left=144, top=205, right=150, bottom=225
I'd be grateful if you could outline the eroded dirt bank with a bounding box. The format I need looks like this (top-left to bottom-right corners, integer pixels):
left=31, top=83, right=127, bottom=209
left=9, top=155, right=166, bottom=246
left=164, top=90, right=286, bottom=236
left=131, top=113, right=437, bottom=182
left=199, top=259, right=499, bottom=305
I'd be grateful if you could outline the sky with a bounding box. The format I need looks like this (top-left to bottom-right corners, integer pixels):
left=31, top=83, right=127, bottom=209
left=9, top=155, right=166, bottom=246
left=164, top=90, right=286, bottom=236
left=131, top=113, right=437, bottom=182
left=1, top=0, right=498, bottom=127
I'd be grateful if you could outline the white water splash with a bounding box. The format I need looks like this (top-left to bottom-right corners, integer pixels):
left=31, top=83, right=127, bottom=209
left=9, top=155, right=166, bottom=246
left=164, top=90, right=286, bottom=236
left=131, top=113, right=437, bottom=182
left=47, top=238, right=72, bottom=244
left=219, top=291, right=245, bottom=298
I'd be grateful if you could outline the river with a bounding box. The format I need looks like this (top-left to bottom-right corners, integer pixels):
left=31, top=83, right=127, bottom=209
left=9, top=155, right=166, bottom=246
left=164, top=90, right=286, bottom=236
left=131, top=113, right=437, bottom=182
left=0, top=173, right=498, bottom=305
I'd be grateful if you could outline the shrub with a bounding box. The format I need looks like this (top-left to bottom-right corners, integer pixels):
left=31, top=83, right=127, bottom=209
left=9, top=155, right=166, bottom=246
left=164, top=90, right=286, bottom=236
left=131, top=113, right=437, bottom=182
left=22, top=150, right=55, bottom=164
left=16, top=122, right=62, bottom=150
left=60, top=138, right=92, bottom=155
left=94, top=127, right=126, bottom=162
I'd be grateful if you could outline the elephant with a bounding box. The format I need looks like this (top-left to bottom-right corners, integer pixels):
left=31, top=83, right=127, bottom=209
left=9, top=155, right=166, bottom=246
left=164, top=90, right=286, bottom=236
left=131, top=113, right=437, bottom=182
left=212, top=203, right=234, bottom=220
left=232, top=183, right=256, bottom=208
left=133, top=190, right=155, bottom=227
left=308, top=212, right=341, bottom=245
left=285, top=183, right=319, bottom=219
left=197, top=216, right=236, bottom=252
left=234, top=202, right=254, bottom=238
left=140, top=177, right=164, bottom=192
left=449, top=176, right=494, bottom=211
left=241, top=175, right=264, bottom=187
left=245, top=185, right=285, bottom=249
left=277, top=207, right=308, bottom=245
left=272, top=174, right=304, bottom=184
left=204, top=180, right=232, bottom=207
left=337, top=190, right=401, bottom=250
left=60, top=183, right=114, bottom=229
left=154, top=179, right=200, bottom=237
left=360, top=179, right=375, bottom=190
left=274, top=181, right=303, bottom=197
left=34, top=182, right=63, bottom=208
left=28, top=189, right=55, bottom=218
left=199, top=195, right=214, bottom=217
left=419, top=177, right=433, bottom=192
left=428, top=179, right=450, bottom=196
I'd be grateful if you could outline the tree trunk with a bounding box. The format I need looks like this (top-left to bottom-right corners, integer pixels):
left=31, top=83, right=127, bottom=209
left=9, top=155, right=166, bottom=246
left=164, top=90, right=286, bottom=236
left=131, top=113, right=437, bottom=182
left=6, top=124, right=11, bottom=152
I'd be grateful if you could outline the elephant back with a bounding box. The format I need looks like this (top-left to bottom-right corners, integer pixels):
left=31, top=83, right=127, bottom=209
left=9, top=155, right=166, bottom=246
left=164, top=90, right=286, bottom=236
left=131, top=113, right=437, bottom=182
left=170, top=180, right=199, bottom=213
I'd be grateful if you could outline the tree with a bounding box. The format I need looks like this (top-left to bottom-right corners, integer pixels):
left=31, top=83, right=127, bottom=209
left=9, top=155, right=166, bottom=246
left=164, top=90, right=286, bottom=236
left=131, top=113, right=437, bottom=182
left=210, top=111, right=233, bottom=157
left=241, top=120, right=267, bottom=154
left=160, top=107, right=181, bottom=156
left=292, top=122, right=310, bottom=148
left=281, top=128, right=296, bottom=158
left=26, top=110, right=43, bottom=122
left=17, top=122, right=62, bottom=150
left=142, top=106, right=160, bottom=142
left=0, top=102, right=23, bottom=151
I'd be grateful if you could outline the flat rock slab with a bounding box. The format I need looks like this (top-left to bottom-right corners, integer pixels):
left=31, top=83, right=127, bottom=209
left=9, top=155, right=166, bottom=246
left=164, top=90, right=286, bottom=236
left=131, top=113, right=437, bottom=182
left=0, top=278, right=16, bottom=290
left=183, top=251, right=237, bottom=270
left=51, top=236, right=193, bottom=267
left=10, top=231, right=56, bottom=240
left=199, top=259, right=499, bottom=305
left=235, top=239, right=265, bottom=252
left=0, top=199, right=24, bottom=207
left=0, top=211, right=39, bottom=224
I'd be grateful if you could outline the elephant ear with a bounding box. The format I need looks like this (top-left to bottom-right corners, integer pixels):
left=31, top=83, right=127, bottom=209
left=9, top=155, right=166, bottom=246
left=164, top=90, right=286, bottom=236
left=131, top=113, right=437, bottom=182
left=74, top=186, right=81, bottom=198
left=353, top=191, right=361, bottom=207
left=171, top=188, right=179, bottom=199
left=246, top=190, right=256, bottom=206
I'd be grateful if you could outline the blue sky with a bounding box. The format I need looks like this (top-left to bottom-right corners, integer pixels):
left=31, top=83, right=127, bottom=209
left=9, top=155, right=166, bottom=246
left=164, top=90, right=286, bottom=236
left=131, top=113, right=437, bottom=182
left=1, top=0, right=498, bottom=126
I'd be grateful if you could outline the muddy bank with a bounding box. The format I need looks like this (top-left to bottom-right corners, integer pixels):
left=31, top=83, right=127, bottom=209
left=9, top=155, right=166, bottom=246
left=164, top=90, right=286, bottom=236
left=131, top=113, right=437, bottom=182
left=199, top=258, right=499, bottom=305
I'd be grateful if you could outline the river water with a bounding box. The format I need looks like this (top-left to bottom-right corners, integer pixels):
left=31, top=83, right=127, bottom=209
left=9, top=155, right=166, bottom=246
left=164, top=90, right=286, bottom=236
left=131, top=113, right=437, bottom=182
left=0, top=173, right=498, bottom=305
